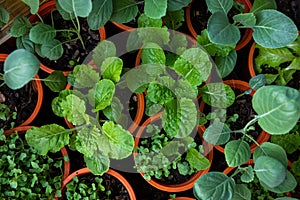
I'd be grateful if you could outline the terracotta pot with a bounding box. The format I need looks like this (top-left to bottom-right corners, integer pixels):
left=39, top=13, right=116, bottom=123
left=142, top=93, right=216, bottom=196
left=199, top=80, right=270, bottom=153
left=0, top=54, right=43, bottom=127
left=185, top=0, right=253, bottom=51
left=133, top=112, right=214, bottom=192
left=4, top=125, right=70, bottom=180
left=28, top=0, right=106, bottom=75
left=61, top=167, right=136, bottom=200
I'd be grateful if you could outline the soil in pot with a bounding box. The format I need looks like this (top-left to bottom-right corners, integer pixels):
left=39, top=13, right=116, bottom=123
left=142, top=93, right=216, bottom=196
left=38, top=10, right=101, bottom=72
left=276, top=0, right=300, bottom=29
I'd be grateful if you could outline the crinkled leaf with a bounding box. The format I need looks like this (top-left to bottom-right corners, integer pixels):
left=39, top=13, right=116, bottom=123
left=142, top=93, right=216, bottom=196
left=9, top=16, right=31, bottom=37
left=4, top=49, right=39, bottom=90
left=271, top=133, right=300, bottom=154
left=0, top=6, right=9, bottom=27
left=110, top=0, right=138, bottom=23
left=252, top=86, right=300, bottom=135
left=75, top=125, right=101, bottom=156
left=25, top=124, right=70, bottom=155
left=203, top=121, right=231, bottom=145
left=41, top=39, right=63, bottom=60
left=186, top=148, right=210, bottom=171
left=58, top=0, right=92, bottom=17
left=73, top=64, right=100, bottom=88
left=254, top=156, right=286, bottom=188
left=193, top=172, right=235, bottom=200
left=16, top=35, right=35, bottom=53
left=286, top=57, right=300, bottom=71
left=145, top=0, right=167, bottom=19
left=205, top=0, right=233, bottom=14
left=101, top=57, right=123, bottom=83
left=87, top=0, right=112, bottom=30
left=240, top=165, right=254, bottom=183
left=93, top=40, right=116, bottom=68
left=92, top=79, right=115, bottom=111
left=22, top=0, right=39, bottom=14
left=84, top=153, right=110, bottom=175
left=233, top=13, right=256, bottom=27
left=147, top=76, right=175, bottom=105
left=138, top=13, right=162, bottom=27
left=137, top=27, right=170, bottom=46
left=29, top=23, right=56, bottom=44
left=286, top=35, right=300, bottom=53
left=141, top=42, right=166, bottom=65
left=232, top=184, right=251, bottom=200
left=250, top=0, right=277, bottom=14
left=253, top=10, right=298, bottom=48
left=215, top=50, right=237, bottom=78
left=225, top=140, right=251, bottom=167
left=51, top=90, right=73, bottom=117
left=175, top=79, right=198, bottom=99
left=163, top=9, right=184, bottom=30
left=44, top=71, right=67, bottom=92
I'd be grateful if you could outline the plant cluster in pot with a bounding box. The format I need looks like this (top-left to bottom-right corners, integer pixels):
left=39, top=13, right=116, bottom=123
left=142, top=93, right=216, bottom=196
left=8, top=0, right=106, bottom=75
left=0, top=126, right=70, bottom=200
left=192, top=78, right=300, bottom=200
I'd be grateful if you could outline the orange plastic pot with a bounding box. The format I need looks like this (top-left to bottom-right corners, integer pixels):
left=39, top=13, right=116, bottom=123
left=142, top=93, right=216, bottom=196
left=199, top=80, right=270, bottom=153
left=60, top=167, right=136, bottom=200
left=133, top=112, right=214, bottom=192
left=28, top=0, right=106, bottom=75
left=185, top=0, right=253, bottom=51
left=0, top=54, right=43, bottom=127
left=111, top=21, right=136, bottom=32
left=4, top=126, right=70, bottom=180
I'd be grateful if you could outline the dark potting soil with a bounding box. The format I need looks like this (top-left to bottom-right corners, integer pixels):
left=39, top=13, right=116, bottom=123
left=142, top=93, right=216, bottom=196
left=0, top=63, right=38, bottom=130
left=38, top=10, right=100, bottom=71
left=276, top=0, right=300, bottom=29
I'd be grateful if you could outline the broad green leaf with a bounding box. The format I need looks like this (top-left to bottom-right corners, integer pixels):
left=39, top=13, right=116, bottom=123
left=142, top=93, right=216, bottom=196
left=22, top=0, right=39, bottom=14
left=168, top=34, right=188, bottom=55
left=76, top=125, right=102, bottom=156
left=254, top=156, right=286, bottom=188
left=147, top=79, right=175, bottom=105
left=200, top=83, right=235, bottom=108
left=141, top=42, right=166, bottom=65
left=137, top=27, right=170, bottom=46
left=3, top=49, right=39, bottom=90
left=249, top=74, right=266, bottom=90
left=0, top=6, right=9, bottom=27
left=173, top=48, right=212, bottom=86
left=252, top=86, right=300, bottom=135
left=215, top=50, right=237, bottom=78
left=103, top=97, right=123, bottom=122
left=186, top=148, right=210, bottom=171
left=29, top=23, right=56, bottom=44
left=207, top=12, right=240, bottom=46
left=93, top=40, right=116, bottom=68
left=193, top=172, right=235, bottom=200
left=253, top=10, right=298, bottom=48
left=232, top=184, right=251, bottom=200
left=73, top=64, right=100, bottom=88
left=167, top=0, right=191, bottom=11
left=100, top=121, right=134, bottom=159
left=84, top=153, right=110, bottom=175
left=233, top=13, right=256, bottom=27
left=250, top=0, right=277, bottom=14
left=163, top=9, right=185, bottom=30
left=240, top=165, right=254, bottom=183
left=16, top=35, right=35, bottom=53
left=51, top=90, right=73, bottom=117
left=138, top=13, right=163, bottom=28
left=87, top=0, right=112, bottom=30
left=175, top=79, right=198, bottom=99
left=101, top=57, right=123, bottom=83
left=126, top=30, right=143, bottom=52
left=41, top=39, right=63, bottom=60
left=225, top=140, right=251, bottom=167
left=25, top=124, right=70, bottom=155
left=58, top=0, right=92, bottom=17
left=145, top=0, right=167, bottom=19
left=205, top=0, right=233, bottom=14
left=9, top=16, right=32, bottom=37
left=92, top=79, right=115, bottom=111
left=271, top=133, right=300, bottom=154
left=253, top=142, right=288, bottom=167
left=260, top=170, right=297, bottom=193
left=44, top=71, right=67, bottom=92
left=56, top=0, right=76, bottom=20
left=203, top=121, right=231, bottom=145
left=110, top=0, right=138, bottom=23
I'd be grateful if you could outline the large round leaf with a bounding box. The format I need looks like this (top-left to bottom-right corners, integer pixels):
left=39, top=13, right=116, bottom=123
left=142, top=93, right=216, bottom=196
left=29, top=23, right=56, bottom=44
left=144, top=0, right=167, bottom=19
left=203, top=121, right=231, bottom=145
left=225, top=140, right=251, bottom=167
left=205, top=0, right=233, bottom=14
left=41, top=39, right=63, bottom=60
left=3, top=49, right=39, bottom=89
left=58, top=0, right=92, bottom=17
left=87, top=0, right=112, bottom=30
left=215, top=50, right=237, bottom=78
left=110, top=0, right=138, bottom=23
left=252, top=86, right=300, bottom=135
left=252, top=10, right=298, bottom=48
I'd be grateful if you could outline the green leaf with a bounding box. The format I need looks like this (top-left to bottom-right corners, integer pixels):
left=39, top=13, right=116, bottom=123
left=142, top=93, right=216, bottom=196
left=203, top=121, right=231, bottom=145
left=101, top=57, right=123, bottom=83
left=16, top=35, right=35, bottom=53
left=169, top=34, right=188, bottom=55
left=232, top=184, right=251, bottom=200
left=252, top=86, right=300, bottom=135
left=286, top=35, right=300, bottom=53
left=147, top=78, right=175, bottom=105
left=225, top=140, right=251, bottom=167
left=215, top=50, right=237, bottom=78
left=92, top=79, right=115, bottom=111
left=29, top=23, right=56, bottom=44
left=205, top=0, right=233, bottom=14
left=9, top=16, right=32, bottom=37
left=249, top=74, right=266, bottom=91
left=173, top=47, right=212, bottom=87
left=110, top=0, right=138, bottom=23
left=84, top=153, right=110, bottom=175
left=51, top=90, right=73, bottom=117
left=163, top=9, right=184, bottom=30
left=22, top=0, right=39, bottom=14
left=253, top=142, right=288, bottom=167
left=285, top=57, right=300, bottom=71
left=93, top=40, right=117, bottom=68
left=207, top=11, right=240, bottom=46
left=186, top=148, right=210, bottom=171
left=271, top=133, right=300, bottom=154
left=138, top=13, right=163, bottom=27
left=200, top=83, right=235, bottom=108
left=193, top=172, right=235, bottom=200
left=254, top=156, right=286, bottom=188
left=57, top=0, right=92, bottom=17
left=56, top=0, right=76, bottom=20
left=25, top=124, right=70, bottom=155
left=0, top=6, right=9, bottom=27
left=100, top=121, right=134, bottom=159
left=233, top=13, right=256, bottom=27
left=145, top=0, right=167, bottom=19
left=292, top=158, right=300, bottom=177
left=41, top=39, right=63, bottom=60
left=167, top=0, right=191, bottom=11
left=174, top=79, right=198, bottom=99
left=240, top=166, right=254, bottom=183
left=141, top=42, right=166, bottom=65
left=3, top=49, right=39, bottom=90
left=103, top=97, right=123, bottom=122
left=250, top=0, right=277, bottom=14
left=44, top=71, right=67, bottom=92
left=87, top=0, right=112, bottom=30
left=72, top=64, right=100, bottom=88
left=137, top=27, right=170, bottom=46
left=252, top=10, right=298, bottom=48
